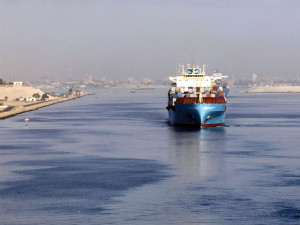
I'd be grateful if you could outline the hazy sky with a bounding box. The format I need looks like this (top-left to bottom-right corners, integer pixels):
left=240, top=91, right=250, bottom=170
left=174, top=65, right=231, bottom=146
left=1, top=0, right=300, bottom=81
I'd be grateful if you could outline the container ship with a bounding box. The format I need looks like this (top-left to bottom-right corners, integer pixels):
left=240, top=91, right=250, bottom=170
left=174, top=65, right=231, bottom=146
left=212, top=70, right=229, bottom=97
left=166, top=64, right=228, bottom=127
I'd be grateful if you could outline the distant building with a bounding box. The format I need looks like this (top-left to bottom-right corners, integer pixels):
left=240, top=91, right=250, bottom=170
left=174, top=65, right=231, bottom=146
left=74, top=90, right=83, bottom=96
left=13, top=81, right=23, bottom=85
left=25, top=97, right=36, bottom=102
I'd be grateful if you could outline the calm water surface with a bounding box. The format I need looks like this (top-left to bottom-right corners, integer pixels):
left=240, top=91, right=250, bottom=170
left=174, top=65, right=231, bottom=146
left=0, top=88, right=299, bottom=224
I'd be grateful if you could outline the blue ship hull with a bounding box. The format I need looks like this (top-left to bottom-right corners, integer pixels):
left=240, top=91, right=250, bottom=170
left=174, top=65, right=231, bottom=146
left=168, top=103, right=226, bottom=127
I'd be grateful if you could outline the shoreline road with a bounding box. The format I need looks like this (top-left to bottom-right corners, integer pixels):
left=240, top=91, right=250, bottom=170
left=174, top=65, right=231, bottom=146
left=2, top=106, right=14, bottom=112
left=24, top=101, right=50, bottom=107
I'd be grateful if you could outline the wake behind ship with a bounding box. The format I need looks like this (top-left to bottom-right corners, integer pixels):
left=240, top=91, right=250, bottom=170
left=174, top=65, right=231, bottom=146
left=166, top=64, right=228, bottom=127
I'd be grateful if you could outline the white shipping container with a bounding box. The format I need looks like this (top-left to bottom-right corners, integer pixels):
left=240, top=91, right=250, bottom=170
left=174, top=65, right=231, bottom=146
left=171, top=87, right=176, bottom=92
left=211, top=94, right=216, bottom=97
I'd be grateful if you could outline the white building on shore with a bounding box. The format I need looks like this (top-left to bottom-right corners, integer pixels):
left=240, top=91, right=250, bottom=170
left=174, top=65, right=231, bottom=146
left=13, top=81, right=23, bottom=85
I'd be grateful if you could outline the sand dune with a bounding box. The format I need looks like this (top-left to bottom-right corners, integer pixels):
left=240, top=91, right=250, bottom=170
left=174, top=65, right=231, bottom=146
left=0, top=85, right=44, bottom=100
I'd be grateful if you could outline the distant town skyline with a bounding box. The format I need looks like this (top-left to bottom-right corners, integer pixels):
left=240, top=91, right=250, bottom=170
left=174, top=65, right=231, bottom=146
left=1, top=0, right=300, bottom=81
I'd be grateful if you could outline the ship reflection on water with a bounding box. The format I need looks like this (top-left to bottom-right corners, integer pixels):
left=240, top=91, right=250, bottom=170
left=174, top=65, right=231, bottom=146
left=168, top=127, right=226, bottom=182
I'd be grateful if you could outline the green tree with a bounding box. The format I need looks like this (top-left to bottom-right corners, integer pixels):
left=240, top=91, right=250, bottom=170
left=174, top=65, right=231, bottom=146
left=0, top=79, right=5, bottom=85
left=41, top=93, right=49, bottom=101
left=5, top=96, right=8, bottom=101
left=32, top=93, right=41, bottom=99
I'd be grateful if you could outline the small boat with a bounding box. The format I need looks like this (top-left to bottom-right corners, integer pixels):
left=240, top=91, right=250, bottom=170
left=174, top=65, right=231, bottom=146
left=131, top=89, right=136, bottom=93
left=25, top=117, right=29, bottom=122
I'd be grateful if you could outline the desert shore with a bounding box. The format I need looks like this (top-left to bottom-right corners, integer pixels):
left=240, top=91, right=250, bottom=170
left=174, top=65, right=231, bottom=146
left=0, top=94, right=89, bottom=119
left=0, top=85, right=44, bottom=100
left=245, top=85, right=300, bottom=93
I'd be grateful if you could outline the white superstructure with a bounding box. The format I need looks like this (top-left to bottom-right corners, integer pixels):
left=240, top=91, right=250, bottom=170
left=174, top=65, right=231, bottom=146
left=169, top=64, right=214, bottom=88
left=212, top=72, right=228, bottom=81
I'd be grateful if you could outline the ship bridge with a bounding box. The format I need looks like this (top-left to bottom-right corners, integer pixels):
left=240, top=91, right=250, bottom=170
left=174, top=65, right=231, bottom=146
left=169, top=64, right=214, bottom=88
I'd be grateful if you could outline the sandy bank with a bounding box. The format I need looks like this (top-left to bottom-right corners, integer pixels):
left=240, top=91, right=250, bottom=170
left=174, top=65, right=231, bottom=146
left=0, top=94, right=89, bottom=119
left=245, top=86, right=300, bottom=93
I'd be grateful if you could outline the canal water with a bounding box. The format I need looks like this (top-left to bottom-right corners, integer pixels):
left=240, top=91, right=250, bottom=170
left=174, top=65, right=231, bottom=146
left=0, top=88, right=299, bottom=224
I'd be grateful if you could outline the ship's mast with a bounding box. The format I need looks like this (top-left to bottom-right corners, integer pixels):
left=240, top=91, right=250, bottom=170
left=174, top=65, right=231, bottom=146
left=202, top=64, right=207, bottom=75
left=181, top=64, right=185, bottom=75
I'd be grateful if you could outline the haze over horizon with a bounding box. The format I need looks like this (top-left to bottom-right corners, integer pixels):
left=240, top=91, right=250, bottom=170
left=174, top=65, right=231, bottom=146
left=1, top=0, right=300, bottom=81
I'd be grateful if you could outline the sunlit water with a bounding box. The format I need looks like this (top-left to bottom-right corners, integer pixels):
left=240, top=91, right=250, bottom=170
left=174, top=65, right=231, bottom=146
left=0, top=88, right=299, bottom=224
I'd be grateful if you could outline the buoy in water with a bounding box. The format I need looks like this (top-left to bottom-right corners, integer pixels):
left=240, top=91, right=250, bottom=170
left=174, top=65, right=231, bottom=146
left=25, top=117, right=29, bottom=128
